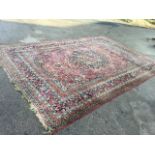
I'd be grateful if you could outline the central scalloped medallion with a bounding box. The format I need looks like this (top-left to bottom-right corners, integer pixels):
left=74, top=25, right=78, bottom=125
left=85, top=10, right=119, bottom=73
left=69, top=50, right=109, bottom=69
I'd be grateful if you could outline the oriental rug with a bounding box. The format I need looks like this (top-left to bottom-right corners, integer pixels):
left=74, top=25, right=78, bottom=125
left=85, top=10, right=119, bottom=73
left=1, top=36, right=155, bottom=134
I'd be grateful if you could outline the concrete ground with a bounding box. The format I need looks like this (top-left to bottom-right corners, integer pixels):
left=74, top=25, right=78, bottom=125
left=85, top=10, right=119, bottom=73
left=0, top=20, right=155, bottom=134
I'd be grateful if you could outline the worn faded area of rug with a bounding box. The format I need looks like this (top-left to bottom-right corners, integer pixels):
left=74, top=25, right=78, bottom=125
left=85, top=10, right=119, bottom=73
left=1, top=36, right=155, bottom=134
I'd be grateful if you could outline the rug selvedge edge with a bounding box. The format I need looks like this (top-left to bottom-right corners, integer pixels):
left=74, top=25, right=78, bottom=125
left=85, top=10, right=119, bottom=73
left=1, top=51, right=53, bottom=134
left=1, top=37, right=155, bottom=134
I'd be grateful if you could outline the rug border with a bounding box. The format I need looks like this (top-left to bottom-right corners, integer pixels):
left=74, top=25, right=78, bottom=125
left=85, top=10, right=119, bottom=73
left=1, top=36, right=155, bottom=134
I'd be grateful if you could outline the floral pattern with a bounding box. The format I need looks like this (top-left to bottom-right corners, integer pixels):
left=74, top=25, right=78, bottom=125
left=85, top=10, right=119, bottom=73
left=1, top=36, right=155, bottom=134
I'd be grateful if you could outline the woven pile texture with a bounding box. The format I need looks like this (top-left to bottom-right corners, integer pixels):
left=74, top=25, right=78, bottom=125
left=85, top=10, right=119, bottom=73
left=1, top=36, right=155, bottom=134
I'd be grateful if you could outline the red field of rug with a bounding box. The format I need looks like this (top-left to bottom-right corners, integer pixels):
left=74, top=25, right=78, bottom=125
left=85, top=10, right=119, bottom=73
left=1, top=36, right=155, bottom=134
